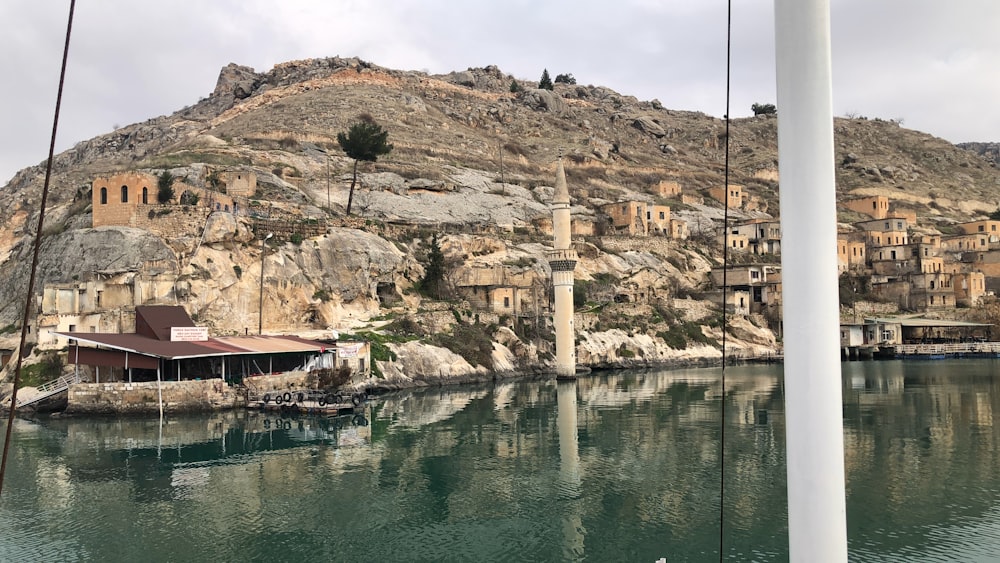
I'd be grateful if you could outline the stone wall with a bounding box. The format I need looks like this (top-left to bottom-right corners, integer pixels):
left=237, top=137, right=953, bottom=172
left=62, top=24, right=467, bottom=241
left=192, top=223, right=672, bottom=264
left=131, top=204, right=213, bottom=238
left=593, top=235, right=676, bottom=256
left=66, top=379, right=237, bottom=415
left=243, top=371, right=312, bottom=395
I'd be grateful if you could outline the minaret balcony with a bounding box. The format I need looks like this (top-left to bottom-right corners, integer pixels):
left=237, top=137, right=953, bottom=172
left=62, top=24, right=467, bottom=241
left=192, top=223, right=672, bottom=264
left=546, top=248, right=578, bottom=272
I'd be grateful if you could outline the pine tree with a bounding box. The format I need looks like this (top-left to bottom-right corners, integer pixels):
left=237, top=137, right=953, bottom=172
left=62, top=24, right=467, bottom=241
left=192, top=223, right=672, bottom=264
left=538, top=69, right=553, bottom=90
left=421, top=234, right=446, bottom=299
left=336, top=118, right=393, bottom=215
left=509, top=79, right=522, bottom=93
left=554, top=73, right=576, bottom=85
left=157, top=171, right=175, bottom=203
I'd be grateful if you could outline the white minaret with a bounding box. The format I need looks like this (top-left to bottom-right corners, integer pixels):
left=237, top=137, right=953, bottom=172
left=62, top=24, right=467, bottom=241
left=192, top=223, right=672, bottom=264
left=547, top=157, right=578, bottom=379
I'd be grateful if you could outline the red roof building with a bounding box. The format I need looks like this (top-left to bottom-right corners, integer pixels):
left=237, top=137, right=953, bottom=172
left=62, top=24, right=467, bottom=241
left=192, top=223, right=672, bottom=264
left=58, top=305, right=341, bottom=383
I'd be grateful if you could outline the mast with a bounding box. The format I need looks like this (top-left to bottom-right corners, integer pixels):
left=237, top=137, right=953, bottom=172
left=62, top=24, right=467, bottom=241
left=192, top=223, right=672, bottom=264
left=774, top=0, right=848, bottom=560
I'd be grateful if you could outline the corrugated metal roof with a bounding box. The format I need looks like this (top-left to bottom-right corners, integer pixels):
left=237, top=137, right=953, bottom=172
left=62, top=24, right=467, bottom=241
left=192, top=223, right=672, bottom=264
left=866, top=317, right=991, bottom=328
left=135, top=305, right=196, bottom=340
left=56, top=332, right=328, bottom=360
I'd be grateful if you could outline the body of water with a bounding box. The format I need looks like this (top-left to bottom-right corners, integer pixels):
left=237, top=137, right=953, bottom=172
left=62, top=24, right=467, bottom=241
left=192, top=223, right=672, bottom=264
left=3, top=360, right=1000, bottom=561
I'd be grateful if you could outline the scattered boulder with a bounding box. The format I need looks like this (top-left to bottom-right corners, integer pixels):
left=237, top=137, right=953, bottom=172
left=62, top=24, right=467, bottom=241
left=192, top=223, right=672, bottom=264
left=633, top=116, right=666, bottom=138
left=522, top=89, right=566, bottom=113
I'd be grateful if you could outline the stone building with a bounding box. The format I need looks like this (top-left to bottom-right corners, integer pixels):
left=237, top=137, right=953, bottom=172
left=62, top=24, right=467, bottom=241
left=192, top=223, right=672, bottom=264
left=844, top=195, right=890, bottom=220
left=600, top=201, right=672, bottom=236
left=837, top=233, right=867, bottom=272
left=33, top=268, right=179, bottom=349
left=710, top=264, right=782, bottom=315
left=218, top=169, right=257, bottom=197
left=92, top=172, right=159, bottom=228
left=454, top=265, right=544, bottom=318
left=724, top=220, right=781, bottom=255
left=708, top=184, right=744, bottom=209
left=91, top=171, right=236, bottom=229
left=652, top=180, right=681, bottom=198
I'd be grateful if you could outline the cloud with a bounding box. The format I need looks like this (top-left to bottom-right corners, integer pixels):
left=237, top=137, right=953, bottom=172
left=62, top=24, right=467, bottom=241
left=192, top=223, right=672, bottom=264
left=1, top=0, right=997, bottom=184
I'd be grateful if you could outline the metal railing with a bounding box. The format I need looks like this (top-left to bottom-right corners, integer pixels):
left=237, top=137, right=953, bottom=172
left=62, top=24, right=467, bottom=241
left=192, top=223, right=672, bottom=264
left=16, top=372, right=81, bottom=408
left=890, top=342, right=1000, bottom=356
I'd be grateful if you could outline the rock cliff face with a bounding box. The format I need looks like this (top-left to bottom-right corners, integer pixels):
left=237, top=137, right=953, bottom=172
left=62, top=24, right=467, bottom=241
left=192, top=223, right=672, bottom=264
left=1, top=56, right=997, bottom=387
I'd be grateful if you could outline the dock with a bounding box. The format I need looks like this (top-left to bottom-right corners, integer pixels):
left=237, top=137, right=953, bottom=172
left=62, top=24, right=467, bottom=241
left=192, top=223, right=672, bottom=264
left=249, top=389, right=369, bottom=415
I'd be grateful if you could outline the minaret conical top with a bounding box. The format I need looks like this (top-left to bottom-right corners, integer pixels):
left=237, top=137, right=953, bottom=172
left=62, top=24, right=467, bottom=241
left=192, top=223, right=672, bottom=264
left=553, top=157, right=570, bottom=205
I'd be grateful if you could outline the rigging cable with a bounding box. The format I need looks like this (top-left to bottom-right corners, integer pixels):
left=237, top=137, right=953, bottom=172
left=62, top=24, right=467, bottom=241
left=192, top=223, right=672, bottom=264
left=718, top=0, right=733, bottom=558
left=0, top=0, right=77, bottom=498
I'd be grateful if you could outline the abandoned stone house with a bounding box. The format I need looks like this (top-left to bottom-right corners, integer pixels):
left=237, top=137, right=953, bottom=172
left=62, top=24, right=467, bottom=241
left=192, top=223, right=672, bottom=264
left=91, top=170, right=246, bottom=229
left=708, top=184, right=744, bottom=209
left=844, top=195, right=890, bottom=220
left=710, top=264, right=782, bottom=316
left=837, top=233, right=867, bottom=272
left=453, top=265, right=546, bottom=317
left=599, top=201, right=686, bottom=239
left=651, top=179, right=682, bottom=198
left=722, top=220, right=782, bottom=255
left=216, top=169, right=257, bottom=197
left=33, top=268, right=180, bottom=349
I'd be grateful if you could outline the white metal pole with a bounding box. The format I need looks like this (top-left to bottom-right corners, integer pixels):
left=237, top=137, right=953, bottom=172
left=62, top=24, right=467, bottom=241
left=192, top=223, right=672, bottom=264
left=774, top=0, right=848, bottom=560
left=156, top=363, right=163, bottom=420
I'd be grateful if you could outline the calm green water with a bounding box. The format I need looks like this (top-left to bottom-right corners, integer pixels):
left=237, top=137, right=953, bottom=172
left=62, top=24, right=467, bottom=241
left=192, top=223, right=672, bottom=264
left=3, top=360, right=1000, bottom=561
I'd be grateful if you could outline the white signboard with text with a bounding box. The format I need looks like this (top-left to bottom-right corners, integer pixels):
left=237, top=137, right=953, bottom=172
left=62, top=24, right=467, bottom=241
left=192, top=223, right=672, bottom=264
left=170, top=327, right=209, bottom=342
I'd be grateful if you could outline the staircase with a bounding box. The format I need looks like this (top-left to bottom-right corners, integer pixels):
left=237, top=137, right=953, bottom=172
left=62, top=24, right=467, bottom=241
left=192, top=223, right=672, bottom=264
left=16, top=373, right=81, bottom=409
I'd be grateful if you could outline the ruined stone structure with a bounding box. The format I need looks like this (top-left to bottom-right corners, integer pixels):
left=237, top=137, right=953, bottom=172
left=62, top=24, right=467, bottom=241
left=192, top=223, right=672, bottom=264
left=652, top=180, right=682, bottom=198
left=601, top=201, right=672, bottom=236
left=34, top=270, right=180, bottom=349
left=218, top=169, right=257, bottom=197
left=708, top=184, right=744, bottom=209
left=454, top=265, right=544, bottom=317
left=92, top=171, right=236, bottom=229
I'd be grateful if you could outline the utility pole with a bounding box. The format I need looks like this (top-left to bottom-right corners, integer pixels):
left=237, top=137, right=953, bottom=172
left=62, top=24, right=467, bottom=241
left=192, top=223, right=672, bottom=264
left=498, top=140, right=505, bottom=195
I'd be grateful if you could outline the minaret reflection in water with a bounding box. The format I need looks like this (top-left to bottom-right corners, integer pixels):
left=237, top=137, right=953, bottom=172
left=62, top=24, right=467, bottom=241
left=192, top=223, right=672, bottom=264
left=557, top=379, right=585, bottom=559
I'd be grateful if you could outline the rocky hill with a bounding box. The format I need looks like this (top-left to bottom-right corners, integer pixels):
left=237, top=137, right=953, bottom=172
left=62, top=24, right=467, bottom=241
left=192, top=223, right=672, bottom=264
left=1, top=56, right=998, bottom=382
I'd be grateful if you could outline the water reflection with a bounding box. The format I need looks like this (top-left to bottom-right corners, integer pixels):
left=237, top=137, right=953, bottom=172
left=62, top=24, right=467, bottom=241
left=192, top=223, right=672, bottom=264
left=557, top=379, right=584, bottom=560
left=4, top=362, right=1000, bottom=560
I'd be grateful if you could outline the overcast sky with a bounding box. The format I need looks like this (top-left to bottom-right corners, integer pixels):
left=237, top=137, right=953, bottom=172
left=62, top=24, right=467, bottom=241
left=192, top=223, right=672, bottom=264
left=1, top=0, right=997, bottom=185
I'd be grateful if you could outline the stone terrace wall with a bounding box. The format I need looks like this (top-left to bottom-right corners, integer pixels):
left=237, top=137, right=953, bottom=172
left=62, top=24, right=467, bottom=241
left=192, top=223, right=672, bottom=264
left=65, top=379, right=236, bottom=414
left=594, top=235, right=676, bottom=256
left=130, top=204, right=213, bottom=238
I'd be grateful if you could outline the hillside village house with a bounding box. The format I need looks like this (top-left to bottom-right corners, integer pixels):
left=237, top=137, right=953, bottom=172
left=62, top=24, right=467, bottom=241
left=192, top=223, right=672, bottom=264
left=600, top=201, right=671, bottom=236
left=837, top=233, right=867, bottom=272
left=710, top=264, right=782, bottom=315
left=708, top=184, right=744, bottom=209
left=453, top=264, right=545, bottom=318
left=651, top=179, right=682, bottom=198
left=723, top=219, right=781, bottom=255
left=856, top=217, right=910, bottom=248
left=844, top=195, right=890, bottom=220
